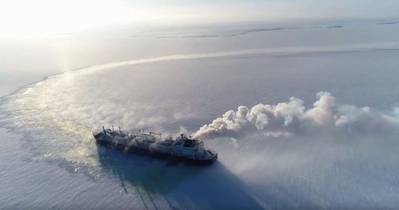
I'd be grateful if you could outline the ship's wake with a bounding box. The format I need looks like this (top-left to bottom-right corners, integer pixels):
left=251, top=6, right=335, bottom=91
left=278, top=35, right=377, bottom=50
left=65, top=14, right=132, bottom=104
left=1, top=44, right=399, bottom=208
left=0, top=43, right=395, bottom=164
left=1, top=43, right=399, bottom=167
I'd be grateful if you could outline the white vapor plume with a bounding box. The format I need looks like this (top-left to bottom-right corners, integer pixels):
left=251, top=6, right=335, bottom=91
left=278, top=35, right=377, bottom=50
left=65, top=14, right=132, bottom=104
left=193, top=92, right=399, bottom=139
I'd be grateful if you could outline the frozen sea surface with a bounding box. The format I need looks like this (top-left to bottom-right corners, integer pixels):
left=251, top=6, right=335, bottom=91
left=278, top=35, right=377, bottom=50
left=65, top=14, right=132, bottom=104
left=1, top=19, right=399, bottom=209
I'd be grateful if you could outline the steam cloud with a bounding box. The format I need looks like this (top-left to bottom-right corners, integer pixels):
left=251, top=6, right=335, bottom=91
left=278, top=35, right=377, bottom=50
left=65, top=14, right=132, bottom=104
left=193, top=92, right=399, bottom=139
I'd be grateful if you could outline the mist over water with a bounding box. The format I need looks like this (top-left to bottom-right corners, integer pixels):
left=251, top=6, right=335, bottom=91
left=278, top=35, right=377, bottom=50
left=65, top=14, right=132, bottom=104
left=1, top=20, right=399, bottom=209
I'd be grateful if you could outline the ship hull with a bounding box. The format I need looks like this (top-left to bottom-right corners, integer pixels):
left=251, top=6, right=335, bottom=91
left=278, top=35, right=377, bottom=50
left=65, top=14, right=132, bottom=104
left=95, top=138, right=217, bottom=165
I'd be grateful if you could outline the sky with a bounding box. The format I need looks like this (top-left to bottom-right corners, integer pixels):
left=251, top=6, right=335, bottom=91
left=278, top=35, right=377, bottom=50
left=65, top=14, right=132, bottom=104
left=0, top=0, right=398, bottom=37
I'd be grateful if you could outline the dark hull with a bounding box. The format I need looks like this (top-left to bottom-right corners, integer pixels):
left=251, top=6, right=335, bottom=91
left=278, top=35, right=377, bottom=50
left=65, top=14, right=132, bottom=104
left=95, top=139, right=217, bottom=165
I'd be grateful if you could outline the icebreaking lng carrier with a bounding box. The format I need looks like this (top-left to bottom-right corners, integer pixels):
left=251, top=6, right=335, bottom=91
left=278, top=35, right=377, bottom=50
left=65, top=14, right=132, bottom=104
left=93, top=127, right=217, bottom=165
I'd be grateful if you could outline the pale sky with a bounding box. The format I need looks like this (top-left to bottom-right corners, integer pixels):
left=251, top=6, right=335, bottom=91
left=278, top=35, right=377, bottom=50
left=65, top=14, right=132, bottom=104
left=0, top=0, right=398, bottom=37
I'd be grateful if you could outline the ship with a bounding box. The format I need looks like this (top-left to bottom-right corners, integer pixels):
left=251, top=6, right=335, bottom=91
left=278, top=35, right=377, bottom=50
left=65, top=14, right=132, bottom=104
left=93, top=127, right=217, bottom=165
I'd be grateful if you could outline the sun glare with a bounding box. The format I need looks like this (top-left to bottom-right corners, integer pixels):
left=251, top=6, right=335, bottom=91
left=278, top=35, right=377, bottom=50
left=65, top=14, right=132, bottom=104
left=0, top=0, right=131, bottom=38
